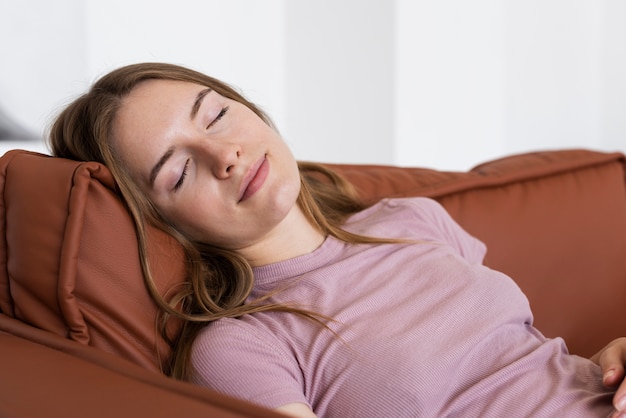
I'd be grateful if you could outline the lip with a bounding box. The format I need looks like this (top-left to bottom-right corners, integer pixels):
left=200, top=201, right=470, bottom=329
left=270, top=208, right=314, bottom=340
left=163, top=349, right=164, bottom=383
left=238, top=155, right=269, bottom=203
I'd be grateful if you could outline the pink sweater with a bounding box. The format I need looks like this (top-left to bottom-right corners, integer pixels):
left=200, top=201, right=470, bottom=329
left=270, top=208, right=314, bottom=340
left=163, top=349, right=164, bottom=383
left=190, top=198, right=614, bottom=417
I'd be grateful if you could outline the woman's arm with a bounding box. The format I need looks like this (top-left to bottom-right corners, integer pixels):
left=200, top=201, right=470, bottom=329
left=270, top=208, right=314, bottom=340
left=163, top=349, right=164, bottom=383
left=590, top=337, right=626, bottom=416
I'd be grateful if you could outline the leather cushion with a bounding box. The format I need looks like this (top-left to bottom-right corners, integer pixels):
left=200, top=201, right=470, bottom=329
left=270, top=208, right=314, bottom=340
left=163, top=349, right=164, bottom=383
left=0, top=150, right=184, bottom=371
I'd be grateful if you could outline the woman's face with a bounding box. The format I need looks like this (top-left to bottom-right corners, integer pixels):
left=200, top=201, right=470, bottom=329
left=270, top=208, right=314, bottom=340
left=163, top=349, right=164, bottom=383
left=112, top=79, right=301, bottom=253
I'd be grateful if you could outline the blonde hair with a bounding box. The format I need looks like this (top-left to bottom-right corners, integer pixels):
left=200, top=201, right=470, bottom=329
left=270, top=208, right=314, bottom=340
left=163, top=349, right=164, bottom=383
left=49, top=62, right=388, bottom=379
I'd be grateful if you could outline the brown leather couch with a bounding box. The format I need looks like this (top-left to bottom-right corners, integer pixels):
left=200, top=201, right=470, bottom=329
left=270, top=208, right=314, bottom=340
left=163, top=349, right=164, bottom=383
left=1, top=148, right=625, bottom=417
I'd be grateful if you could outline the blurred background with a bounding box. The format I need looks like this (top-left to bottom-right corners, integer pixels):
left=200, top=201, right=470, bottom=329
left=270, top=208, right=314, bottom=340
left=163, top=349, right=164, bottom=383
left=1, top=0, right=624, bottom=170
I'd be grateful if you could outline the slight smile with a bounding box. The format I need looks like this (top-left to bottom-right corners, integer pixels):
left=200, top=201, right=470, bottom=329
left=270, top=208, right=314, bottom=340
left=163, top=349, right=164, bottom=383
left=238, top=155, right=269, bottom=203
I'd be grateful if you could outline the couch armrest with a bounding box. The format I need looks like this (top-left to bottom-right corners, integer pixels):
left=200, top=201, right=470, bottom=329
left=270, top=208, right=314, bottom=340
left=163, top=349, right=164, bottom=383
left=0, top=314, right=284, bottom=418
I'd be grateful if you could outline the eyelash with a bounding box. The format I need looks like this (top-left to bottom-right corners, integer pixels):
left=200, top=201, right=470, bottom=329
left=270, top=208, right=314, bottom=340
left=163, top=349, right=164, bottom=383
left=207, top=106, right=229, bottom=130
left=173, top=159, right=189, bottom=191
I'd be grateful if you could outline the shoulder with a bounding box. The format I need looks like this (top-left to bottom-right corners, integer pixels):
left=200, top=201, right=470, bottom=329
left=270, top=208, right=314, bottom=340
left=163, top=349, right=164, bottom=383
left=344, top=197, right=449, bottom=237
left=347, top=197, right=486, bottom=263
left=350, top=197, right=447, bottom=222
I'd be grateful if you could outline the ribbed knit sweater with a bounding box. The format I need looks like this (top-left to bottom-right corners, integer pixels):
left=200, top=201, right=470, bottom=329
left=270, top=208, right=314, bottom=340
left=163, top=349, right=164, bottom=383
left=190, top=197, right=614, bottom=417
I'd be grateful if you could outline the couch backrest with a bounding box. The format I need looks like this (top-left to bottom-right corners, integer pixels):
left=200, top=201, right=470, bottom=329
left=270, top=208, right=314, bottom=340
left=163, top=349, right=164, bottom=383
left=330, top=149, right=626, bottom=356
left=0, top=150, right=185, bottom=371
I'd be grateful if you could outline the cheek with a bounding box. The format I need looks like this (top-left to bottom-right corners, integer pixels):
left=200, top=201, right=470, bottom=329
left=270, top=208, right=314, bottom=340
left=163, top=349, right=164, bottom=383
left=159, top=198, right=214, bottom=239
left=167, top=198, right=243, bottom=247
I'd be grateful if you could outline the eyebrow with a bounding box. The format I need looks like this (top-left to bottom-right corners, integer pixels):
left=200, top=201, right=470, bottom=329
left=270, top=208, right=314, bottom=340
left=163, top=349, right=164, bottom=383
left=149, top=146, right=174, bottom=187
left=149, top=88, right=212, bottom=187
left=190, top=88, right=212, bottom=120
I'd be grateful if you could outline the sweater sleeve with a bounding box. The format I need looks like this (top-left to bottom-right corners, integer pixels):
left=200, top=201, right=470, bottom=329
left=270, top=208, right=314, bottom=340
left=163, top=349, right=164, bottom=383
left=189, top=318, right=310, bottom=410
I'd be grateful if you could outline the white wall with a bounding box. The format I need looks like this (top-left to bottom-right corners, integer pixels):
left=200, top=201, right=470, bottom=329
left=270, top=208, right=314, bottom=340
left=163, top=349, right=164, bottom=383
left=83, top=0, right=287, bottom=130
left=395, top=0, right=507, bottom=169
left=1, top=1, right=625, bottom=170
left=0, top=0, right=86, bottom=155
left=395, top=0, right=625, bottom=169
left=284, top=0, right=395, bottom=164
left=601, top=0, right=626, bottom=151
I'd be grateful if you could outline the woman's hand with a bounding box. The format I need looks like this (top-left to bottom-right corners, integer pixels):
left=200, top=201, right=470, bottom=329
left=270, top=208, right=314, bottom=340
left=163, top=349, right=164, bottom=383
left=590, top=337, right=626, bottom=416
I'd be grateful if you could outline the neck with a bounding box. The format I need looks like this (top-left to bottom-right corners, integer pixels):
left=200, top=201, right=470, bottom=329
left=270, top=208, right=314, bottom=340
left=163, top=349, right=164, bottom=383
left=239, top=206, right=326, bottom=267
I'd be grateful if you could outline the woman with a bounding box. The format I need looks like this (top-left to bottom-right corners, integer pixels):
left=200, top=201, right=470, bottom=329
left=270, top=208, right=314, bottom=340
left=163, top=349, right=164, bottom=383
left=49, top=62, right=626, bottom=417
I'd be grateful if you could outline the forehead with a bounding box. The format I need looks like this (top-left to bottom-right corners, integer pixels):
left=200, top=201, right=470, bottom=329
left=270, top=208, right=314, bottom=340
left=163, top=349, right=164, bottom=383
left=122, top=79, right=204, bottom=115
left=112, top=80, right=204, bottom=178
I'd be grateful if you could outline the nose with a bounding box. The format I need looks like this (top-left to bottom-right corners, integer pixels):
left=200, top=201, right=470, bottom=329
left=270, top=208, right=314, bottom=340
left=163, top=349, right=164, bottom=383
left=199, top=141, right=241, bottom=179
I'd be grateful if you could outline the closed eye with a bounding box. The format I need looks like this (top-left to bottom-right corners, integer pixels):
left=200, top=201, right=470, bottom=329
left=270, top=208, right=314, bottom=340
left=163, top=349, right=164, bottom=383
left=207, top=106, right=229, bottom=130
left=173, top=159, right=189, bottom=191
